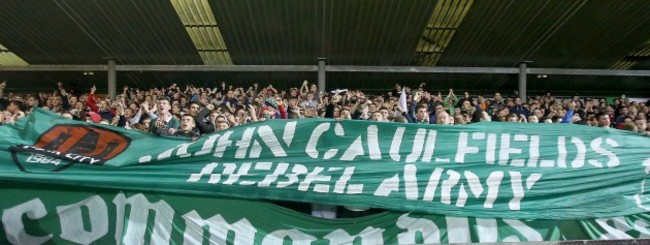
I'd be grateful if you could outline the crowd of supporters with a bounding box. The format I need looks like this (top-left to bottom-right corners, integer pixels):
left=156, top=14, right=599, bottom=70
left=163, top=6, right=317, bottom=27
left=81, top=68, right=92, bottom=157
left=1, top=80, right=649, bottom=137
left=1, top=79, right=649, bottom=218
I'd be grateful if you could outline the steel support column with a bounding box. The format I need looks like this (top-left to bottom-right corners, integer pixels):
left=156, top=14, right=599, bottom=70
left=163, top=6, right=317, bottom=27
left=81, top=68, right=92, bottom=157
left=317, top=58, right=327, bottom=93
left=518, top=62, right=528, bottom=103
left=107, top=59, right=116, bottom=100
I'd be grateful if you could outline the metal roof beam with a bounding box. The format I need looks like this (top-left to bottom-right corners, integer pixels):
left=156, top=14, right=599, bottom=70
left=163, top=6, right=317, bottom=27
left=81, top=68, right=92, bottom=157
left=527, top=68, right=650, bottom=77
left=327, top=66, right=519, bottom=74
left=0, top=65, right=107, bottom=71
left=115, top=65, right=317, bottom=72
left=0, top=65, right=649, bottom=77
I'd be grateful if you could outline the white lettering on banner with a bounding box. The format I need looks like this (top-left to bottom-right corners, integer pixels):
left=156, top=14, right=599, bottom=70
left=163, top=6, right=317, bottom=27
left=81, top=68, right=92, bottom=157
left=486, top=133, right=498, bottom=164
left=142, top=122, right=298, bottom=163
left=224, top=163, right=253, bottom=185
left=443, top=216, right=542, bottom=243
left=634, top=158, right=650, bottom=211
left=340, top=135, right=365, bottom=161
left=7, top=192, right=650, bottom=243
left=277, top=164, right=308, bottom=188
left=527, top=135, right=540, bottom=167
left=20, top=146, right=101, bottom=164
left=182, top=211, right=256, bottom=245
left=306, top=123, right=330, bottom=159
left=455, top=132, right=479, bottom=164
left=186, top=162, right=218, bottom=183
left=553, top=136, right=567, bottom=168
left=476, top=218, right=498, bottom=242
left=334, top=167, right=364, bottom=194
left=63, top=153, right=101, bottom=164
left=176, top=142, right=194, bottom=158
left=113, top=193, right=174, bottom=245
left=446, top=216, right=471, bottom=243
left=570, top=137, right=587, bottom=168
left=187, top=161, right=543, bottom=211
left=187, top=162, right=363, bottom=194
left=257, top=125, right=288, bottom=157
left=423, top=168, right=444, bottom=202
left=404, top=164, right=419, bottom=200
left=511, top=134, right=529, bottom=166
left=539, top=136, right=588, bottom=168
left=194, top=134, right=220, bottom=156
left=133, top=122, right=624, bottom=173
left=374, top=174, right=400, bottom=197
left=299, top=167, right=332, bottom=193
left=634, top=220, right=650, bottom=238
left=261, top=229, right=317, bottom=245
left=396, top=213, right=441, bottom=244
left=26, top=154, right=62, bottom=165
left=235, top=127, right=256, bottom=159
left=323, top=227, right=385, bottom=245
left=421, top=129, right=438, bottom=162
left=249, top=140, right=263, bottom=158
left=438, top=131, right=621, bottom=169
left=596, top=217, right=646, bottom=239
left=258, top=163, right=289, bottom=187
left=282, top=121, right=297, bottom=147
left=501, top=219, right=543, bottom=242
left=56, top=195, right=108, bottom=245
left=324, top=123, right=345, bottom=159
left=139, top=138, right=202, bottom=163
left=499, top=134, right=523, bottom=166
left=441, top=170, right=461, bottom=205
left=367, top=125, right=382, bottom=160
left=589, top=137, right=620, bottom=168
left=2, top=198, right=53, bottom=245
left=21, top=145, right=61, bottom=156
left=214, top=131, right=234, bottom=158
left=390, top=127, right=406, bottom=162
left=405, top=128, right=427, bottom=163
left=509, top=172, right=542, bottom=211
left=376, top=165, right=513, bottom=209
left=483, top=171, right=505, bottom=208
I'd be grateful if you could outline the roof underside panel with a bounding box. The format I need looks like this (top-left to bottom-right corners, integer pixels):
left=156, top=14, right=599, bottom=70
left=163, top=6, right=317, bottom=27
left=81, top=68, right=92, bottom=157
left=211, top=0, right=437, bottom=65
left=0, top=0, right=647, bottom=94
left=0, top=0, right=204, bottom=65
left=438, top=0, right=650, bottom=69
left=0, top=0, right=102, bottom=64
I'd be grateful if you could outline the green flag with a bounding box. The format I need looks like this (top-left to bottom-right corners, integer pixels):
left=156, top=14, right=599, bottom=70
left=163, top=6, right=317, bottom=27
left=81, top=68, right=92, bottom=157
left=1, top=108, right=650, bottom=220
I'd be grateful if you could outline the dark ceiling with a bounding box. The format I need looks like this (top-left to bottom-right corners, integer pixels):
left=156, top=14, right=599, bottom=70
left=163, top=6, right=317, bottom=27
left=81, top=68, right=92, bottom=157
left=0, top=0, right=648, bottom=95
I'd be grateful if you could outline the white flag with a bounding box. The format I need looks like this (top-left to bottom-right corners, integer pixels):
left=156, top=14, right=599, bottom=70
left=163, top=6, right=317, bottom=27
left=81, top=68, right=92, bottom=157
left=399, top=88, right=407, bottom=112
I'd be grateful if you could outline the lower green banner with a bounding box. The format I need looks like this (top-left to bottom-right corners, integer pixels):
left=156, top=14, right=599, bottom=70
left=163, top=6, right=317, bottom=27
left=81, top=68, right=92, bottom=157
left=1, top=182, right=649, bottom=245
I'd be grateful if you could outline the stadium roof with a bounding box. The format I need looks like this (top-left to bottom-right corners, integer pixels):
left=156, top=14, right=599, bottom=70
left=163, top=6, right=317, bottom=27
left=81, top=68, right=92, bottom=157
left=0, top=0, right=648, bottom=95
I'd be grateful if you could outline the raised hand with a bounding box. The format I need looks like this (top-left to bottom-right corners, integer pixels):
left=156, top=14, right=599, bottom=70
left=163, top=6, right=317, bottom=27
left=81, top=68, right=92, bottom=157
left=395, top=105, right=405, bottom=113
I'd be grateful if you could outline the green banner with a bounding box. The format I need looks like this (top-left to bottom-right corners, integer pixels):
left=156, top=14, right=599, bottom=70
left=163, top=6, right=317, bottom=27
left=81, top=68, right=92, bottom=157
left=1, top=109, right=650, bottom=220
left=1, top=182, right=650, bottom=244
